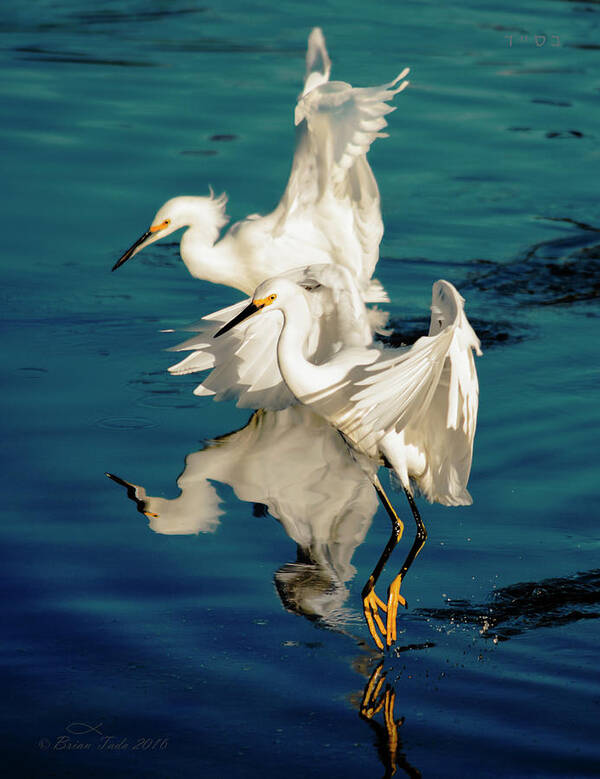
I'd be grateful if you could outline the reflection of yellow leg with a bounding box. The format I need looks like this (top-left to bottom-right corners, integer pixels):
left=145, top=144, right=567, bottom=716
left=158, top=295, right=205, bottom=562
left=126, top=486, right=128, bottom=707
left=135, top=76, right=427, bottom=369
left=360, top=660, right=386, bottom=718
left=359, top=660, right=404, bottom=777
left=384, top=688, right=402, bottom=776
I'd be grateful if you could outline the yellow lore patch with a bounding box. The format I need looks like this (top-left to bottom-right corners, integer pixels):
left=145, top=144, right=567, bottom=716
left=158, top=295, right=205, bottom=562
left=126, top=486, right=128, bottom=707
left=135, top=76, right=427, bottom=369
left=150, top=219, right=171, bottom=233
left=253, top=293, right=277, bottom=308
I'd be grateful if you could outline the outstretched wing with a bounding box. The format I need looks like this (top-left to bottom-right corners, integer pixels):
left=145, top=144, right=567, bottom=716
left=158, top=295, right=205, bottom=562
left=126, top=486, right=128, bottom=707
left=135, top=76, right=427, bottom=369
left=168, top=264, right=376, bottom=410
left=168, top=299, right=293, bottom=410
left=323, top=282, right=481, bottom=504
left=272, top=38, right=409, bottom=286
left=294, top=72, right=410, bottom=181
left=351, top=282, right=480, bottom=434
left=400, top=281, right=481, bottom=505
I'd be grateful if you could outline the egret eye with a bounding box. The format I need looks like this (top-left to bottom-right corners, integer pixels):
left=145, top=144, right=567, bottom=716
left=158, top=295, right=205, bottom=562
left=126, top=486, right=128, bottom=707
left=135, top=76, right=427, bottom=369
left=269, top=294, right=277, bottom=301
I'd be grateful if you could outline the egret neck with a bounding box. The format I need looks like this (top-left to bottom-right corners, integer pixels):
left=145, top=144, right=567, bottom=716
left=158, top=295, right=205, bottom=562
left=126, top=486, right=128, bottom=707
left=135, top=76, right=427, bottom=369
left=179, top=228, right=253, bottom=294
left=274, top=292, right=375, bottom=408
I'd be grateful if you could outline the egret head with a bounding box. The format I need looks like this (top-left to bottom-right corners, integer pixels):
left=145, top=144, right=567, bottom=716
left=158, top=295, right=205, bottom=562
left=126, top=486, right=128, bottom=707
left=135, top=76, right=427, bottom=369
left=112, top=192, right=228, bottom=272
left=214, top=277, right=302, bottom=337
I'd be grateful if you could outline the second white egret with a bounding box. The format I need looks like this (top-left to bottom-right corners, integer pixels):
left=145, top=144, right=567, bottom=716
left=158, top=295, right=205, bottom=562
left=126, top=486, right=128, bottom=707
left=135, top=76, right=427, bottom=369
left=111, top=28, right=409, bottom=301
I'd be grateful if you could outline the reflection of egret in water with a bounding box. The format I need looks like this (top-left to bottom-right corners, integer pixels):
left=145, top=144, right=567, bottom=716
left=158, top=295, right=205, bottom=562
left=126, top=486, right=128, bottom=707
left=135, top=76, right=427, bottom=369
left=107, top=406, right=432, bottom=776
left=108, top=405, right=379, bottom=629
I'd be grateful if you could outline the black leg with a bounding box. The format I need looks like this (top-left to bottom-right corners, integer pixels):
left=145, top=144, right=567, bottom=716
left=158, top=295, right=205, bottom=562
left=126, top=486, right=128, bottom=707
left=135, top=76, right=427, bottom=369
left=361, top=483, right=405, bottom=598
left=385, top=488, right=428, bottom=647
left=396, top=488, right=428, bottom=584
left=362, top=477, right=405, bottom=651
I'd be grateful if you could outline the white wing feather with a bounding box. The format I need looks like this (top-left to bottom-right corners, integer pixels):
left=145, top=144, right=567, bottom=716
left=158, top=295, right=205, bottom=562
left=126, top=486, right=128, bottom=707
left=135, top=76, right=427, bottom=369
left=294, top=72, right=410, bottom=176
left=168, top=31, right=408, bottom=408
left=271, top=60, right=409, bottom=286
left=394, top=282, right=481, bottom=505
left=302, top=282, right=481, bottom=505
left=168, top=265, right=376, bottom=410
left=345, top=282, right=480, bottom=441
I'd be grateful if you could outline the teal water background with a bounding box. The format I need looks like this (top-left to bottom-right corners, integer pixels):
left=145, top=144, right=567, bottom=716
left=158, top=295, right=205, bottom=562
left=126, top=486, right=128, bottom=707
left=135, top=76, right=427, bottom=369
left=2, top=1, right=599, bottom=776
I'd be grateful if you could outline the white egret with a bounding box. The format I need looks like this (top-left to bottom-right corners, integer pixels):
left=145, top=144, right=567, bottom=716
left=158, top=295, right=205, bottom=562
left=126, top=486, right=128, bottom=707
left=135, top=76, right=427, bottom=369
left=111, top=27, right=409, bottom=301
left=214, top=276, right=482, bottom=650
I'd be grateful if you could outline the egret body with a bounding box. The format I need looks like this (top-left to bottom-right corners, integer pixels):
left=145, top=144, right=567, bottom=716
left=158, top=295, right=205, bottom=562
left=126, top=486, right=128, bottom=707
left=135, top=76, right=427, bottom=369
left=215, top=276, right=482, bottom=649
left=112, top=28, right=409, bottom=301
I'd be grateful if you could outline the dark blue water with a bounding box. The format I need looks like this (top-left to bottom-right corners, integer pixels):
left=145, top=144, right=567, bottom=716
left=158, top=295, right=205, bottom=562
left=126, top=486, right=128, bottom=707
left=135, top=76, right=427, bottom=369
left=2, top=2, right=599, bottom=777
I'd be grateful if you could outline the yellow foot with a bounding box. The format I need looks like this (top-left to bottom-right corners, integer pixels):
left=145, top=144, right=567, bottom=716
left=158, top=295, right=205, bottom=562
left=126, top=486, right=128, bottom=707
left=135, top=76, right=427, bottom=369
left=385, top=576, right=407, bottom=648
left=363, top=589, right=388, bottom=651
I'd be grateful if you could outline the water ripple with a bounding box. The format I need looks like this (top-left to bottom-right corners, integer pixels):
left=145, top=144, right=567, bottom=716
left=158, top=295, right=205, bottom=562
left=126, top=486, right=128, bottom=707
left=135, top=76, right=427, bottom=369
left=464, top=217, right=600, bottom=306
left=416, top=569, right=600, bottom=641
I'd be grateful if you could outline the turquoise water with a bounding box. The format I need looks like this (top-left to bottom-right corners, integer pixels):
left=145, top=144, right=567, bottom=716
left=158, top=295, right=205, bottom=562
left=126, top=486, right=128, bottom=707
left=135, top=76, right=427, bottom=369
left=2, top=1, right=599, bottom=776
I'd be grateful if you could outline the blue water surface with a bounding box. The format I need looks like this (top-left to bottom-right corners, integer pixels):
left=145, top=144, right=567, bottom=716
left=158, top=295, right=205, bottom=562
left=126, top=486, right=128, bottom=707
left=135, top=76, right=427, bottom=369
left=2, top=1, right=599, bottom=777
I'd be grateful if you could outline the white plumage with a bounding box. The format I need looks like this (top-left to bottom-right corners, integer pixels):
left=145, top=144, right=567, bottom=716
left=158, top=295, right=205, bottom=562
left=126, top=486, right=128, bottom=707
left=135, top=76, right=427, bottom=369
left=112, top=27, right=409, bottom=300
left=113, top=28, right=409, bottom=410
left=216, top=276, right=481, bottom=506
left=108, top=27, right=481, bottom=651
left=107, top=405, right=378, bottom=624
left=213, top=275, right=481, bottom=649
left=167, top=263, right=386, bottom=410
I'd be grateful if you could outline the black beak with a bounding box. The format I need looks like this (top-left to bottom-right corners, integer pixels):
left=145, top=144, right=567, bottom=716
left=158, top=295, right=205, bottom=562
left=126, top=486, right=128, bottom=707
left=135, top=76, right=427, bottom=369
left=111, top=229, right=153, bottom=272
left=105, top=473, right=157, bottom=518
left=214, top=301, right=261, bottom=337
